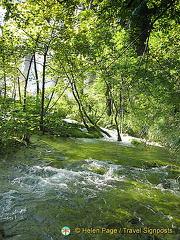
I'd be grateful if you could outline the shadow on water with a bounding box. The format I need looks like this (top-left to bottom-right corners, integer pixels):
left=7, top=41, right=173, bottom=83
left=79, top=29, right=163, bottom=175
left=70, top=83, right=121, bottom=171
left=0, top=135, right=179, bottom=240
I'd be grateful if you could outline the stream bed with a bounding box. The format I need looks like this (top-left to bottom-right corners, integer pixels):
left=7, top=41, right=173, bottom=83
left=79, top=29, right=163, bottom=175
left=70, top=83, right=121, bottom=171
left=0, top=135, right=179, bottom=240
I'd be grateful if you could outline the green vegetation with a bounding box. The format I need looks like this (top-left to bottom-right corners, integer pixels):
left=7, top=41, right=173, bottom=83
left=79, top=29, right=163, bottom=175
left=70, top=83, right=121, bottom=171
left=0, top=0, right=179, bottom=158
left=130, top=139, right=147, bottom=147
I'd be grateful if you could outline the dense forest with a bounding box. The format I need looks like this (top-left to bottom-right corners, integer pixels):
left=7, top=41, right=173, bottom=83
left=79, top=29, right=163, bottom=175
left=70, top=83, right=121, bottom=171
left=0, top=1, right=180, bottom=239
left=0, top=0, right=179, bottom=157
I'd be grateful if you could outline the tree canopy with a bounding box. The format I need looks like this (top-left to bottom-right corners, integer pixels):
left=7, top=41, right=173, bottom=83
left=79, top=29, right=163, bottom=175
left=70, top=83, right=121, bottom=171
left=0, top=0, right=179, bottom=156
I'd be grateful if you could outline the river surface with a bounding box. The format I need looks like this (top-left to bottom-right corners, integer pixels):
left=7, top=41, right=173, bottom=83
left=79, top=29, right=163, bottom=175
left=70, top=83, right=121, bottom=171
left=0, top=135, right=179, bottom=240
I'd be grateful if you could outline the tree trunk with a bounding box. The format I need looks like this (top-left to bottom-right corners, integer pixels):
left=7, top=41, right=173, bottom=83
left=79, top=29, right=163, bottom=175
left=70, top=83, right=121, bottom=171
left=40, top=49, right=48, bottom=132
left=62, top=57, right=111, bottom=138
left=114, top=102, right=122, bottom=141
left=71, top=81, right=90, bottom=129
left=23, top=55, right=33, bottom=111
left=12, top=80, right=16, bottom=102
left=34, top=53, right=40, bottom=96
left=115, top=116, right=122, bottom=141
left=71, top=80, right=111, bottom=137
left=119, top=79, right=124, bottom=134
left=45, top=77, right=59, bottom=113
left=105, top=84, right=113, bottom=116
left=17, top=76, right=22, bottom=104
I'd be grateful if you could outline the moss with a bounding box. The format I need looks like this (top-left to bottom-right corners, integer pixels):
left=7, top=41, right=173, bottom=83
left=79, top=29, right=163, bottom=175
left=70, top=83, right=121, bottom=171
left=130, top=139, right=147, bottom=147
left=44, top=119, right=103, bottom=139
left=92, top=167, right=106, bottom=175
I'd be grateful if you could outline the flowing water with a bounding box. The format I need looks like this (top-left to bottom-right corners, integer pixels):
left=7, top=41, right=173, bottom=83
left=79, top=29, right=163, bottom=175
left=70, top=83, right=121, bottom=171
left=0, top=135, right=179, bottom=240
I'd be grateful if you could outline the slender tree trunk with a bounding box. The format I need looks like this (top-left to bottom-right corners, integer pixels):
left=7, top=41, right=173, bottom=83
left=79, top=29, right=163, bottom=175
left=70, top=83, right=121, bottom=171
left=105, top=84, right=113, bottom=116
left=119, top=78, right=124, bottom=134
left=114, top=101, right=122, bottom=141
left=105, top=75, right=122, bottom=141
left=34, top=53, right=40, bottom=96
left=17, top=76, right=22, bottom=104
left=12, top=80, right=16, bottom=102
left=71, top=81, right=89, bottom=129
left=71, top=80, right=111, bottom=137
left=40, top=49, right=48, bottom=132
left=120, top=98, right=124, bottom=135
left=63, top=57, right=111, bottom=137
left=45, top=77, right=59, bottom=112
left=23, top=55, right=33, bottom=111
left=48, top=84, right=69, bottom=112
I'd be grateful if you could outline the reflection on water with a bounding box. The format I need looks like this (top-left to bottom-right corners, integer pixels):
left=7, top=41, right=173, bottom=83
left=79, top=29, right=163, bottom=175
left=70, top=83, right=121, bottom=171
left=0, top=135, right=179, bottom=240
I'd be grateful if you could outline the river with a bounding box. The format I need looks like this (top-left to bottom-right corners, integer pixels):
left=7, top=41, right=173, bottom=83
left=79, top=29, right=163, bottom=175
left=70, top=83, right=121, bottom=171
left=0, top=135, right=179, bottom=240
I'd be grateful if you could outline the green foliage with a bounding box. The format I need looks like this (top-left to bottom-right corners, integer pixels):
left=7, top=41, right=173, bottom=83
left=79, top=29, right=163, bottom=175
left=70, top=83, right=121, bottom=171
left=0, top=97, right=40, bottom=154
left=0, top=0, right=179, bottom=156
left=43, top=112, right=102, bottom=138
left=0, top=109, right=38, bottom=138
left=0, top=136, right=26, bottom=155
left=130, top=139, right=147, bottom=147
